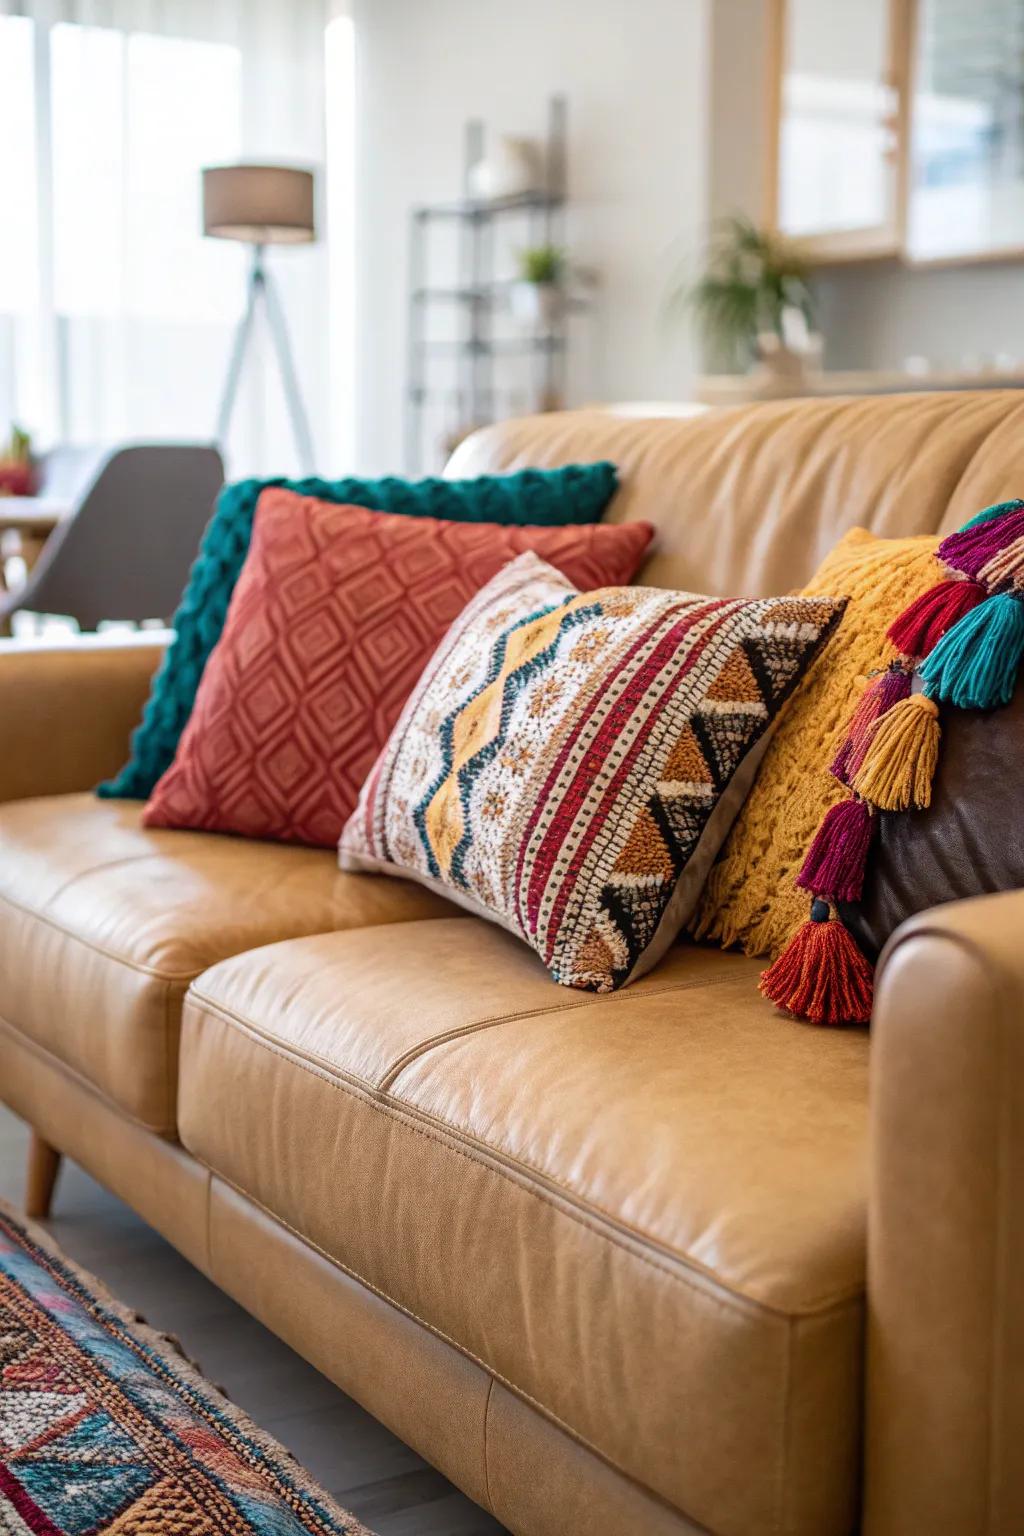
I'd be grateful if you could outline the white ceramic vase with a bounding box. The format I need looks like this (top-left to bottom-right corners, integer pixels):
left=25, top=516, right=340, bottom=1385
left=468, top=136, right=541, bottom=201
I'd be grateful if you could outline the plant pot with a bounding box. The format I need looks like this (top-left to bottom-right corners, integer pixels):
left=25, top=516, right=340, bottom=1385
left=753, top=330, right=823, bottom=384
left=0, top=461, right=34, bottom=497
left=509, top=281, right=563, bottom=328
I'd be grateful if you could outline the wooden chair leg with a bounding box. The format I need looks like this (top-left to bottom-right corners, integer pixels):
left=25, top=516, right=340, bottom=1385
left=25, top=1131, right=62, bottom=1219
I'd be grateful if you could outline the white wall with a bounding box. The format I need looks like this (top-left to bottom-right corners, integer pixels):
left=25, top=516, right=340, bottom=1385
left=348, top=0, right=709, bottom=473
left=708, top=0, right=769, bottom=229
left=814, top=262, right=1024, bottom=374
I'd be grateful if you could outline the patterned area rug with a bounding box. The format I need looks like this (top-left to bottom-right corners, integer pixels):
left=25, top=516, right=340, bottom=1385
left=0, top=1200, right=369, bottom=1535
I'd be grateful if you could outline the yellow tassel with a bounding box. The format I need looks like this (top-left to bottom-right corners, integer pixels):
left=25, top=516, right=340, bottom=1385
left=851, top=693, right=940, bottom=811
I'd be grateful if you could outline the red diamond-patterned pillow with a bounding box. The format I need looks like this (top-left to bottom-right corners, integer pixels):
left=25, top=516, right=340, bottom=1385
left=142, top=489, right=655, bottom=847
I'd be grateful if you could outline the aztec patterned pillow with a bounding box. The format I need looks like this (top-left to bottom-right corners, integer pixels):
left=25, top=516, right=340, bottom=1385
left=340, top=553, right=845, bottom=992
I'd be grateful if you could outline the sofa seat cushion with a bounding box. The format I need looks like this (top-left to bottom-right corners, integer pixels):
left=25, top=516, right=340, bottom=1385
left=0, top=794, right=457, bottom=1133
left=178, top=918, right=869, bottom=1536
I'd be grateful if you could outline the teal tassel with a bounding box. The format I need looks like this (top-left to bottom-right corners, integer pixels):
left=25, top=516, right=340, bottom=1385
left=958, top=498, right=1024, bottom=533
left=919, top=592, right=1024, bottom=709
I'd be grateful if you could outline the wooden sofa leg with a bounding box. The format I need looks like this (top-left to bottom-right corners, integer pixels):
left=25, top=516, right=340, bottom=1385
left=25, top=1131, right=62, bottom=1219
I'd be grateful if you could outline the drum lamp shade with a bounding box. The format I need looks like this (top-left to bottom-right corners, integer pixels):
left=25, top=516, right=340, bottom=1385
left=202, top=164, right=315, bottom=245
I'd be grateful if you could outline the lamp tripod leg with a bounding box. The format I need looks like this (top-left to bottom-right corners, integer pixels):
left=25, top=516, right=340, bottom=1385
left=216, top=264, right=261, bottom=449
left=262, top=267, right=317, bottom=475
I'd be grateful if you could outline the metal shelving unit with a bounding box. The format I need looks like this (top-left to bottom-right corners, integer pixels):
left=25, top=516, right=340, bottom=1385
left=404, top=97, right=572, bottom=473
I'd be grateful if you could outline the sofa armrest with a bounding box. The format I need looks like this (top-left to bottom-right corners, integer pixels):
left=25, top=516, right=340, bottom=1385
left=0, top=633, right=168, bottom=804
left=865, top=890, right=1024, bottom=1536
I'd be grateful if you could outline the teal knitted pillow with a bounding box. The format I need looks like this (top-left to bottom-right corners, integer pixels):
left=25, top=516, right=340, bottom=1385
left=98, top=462, right=619, bottom=800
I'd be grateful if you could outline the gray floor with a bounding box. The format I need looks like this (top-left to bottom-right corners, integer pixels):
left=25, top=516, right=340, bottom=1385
left=0, top=1103, right=508, bottom=1536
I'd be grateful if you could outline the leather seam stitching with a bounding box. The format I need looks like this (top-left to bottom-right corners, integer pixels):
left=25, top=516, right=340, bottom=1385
left=204, top=1162, right=699, bottom=1520
left=186, top=1002, right=757, bottom=1314
left=877, top=915, right=1024, bottom=993
left=38, top=851, right=173, bottom=913
left=187, top=966, right=748, bottom=1092
left=377, top=972, right=744, bottom=1091
left=0, top=886, right=204, bottom=983
left=992, top=972, right=1012, bottom=1530
left=202, top=1165, right=213, bottom=1279
left=0, top=1012, right=177, bottom=1137
left=481, top=1375, right=495, bottom=1515
left=182, top=992, right=420, bottom=1100
left=188, top=1000, right=763, bottom=1316
left=402, top=1100, right=864, bottom=1316
left=963, top=935, right=1017, bottom=1532
left=184, top=994, right=863, bottom=1321
left=163, top=979, right=175, bottom=1132
left=777, top=1311, right=796, bottom=1536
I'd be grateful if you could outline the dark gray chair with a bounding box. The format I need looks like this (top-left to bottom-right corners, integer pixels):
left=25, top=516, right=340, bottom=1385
left=1, top=443, right=224, bottom=631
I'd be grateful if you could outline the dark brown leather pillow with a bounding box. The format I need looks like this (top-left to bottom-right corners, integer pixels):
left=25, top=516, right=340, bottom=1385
left=840, top=681, right=1024, bottom=959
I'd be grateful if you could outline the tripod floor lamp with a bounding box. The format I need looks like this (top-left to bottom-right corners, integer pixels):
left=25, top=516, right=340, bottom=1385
left=203, top=164, right=317, bottom=474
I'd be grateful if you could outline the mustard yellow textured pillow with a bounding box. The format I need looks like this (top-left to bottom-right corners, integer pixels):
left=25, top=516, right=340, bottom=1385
left=691, top=527, right=941, bottom=958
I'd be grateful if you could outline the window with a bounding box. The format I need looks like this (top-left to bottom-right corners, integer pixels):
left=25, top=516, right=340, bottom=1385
left=50, top=25, right=242, bottom=323
left=0, top=18, right=39, bottom=313
left=0, top=9, right=340, bottom=475
left=0, top=17, right=40, bottom=432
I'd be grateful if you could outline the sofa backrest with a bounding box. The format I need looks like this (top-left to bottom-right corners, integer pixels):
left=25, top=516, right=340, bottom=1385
left=446, top=391, right=1024, bottom=597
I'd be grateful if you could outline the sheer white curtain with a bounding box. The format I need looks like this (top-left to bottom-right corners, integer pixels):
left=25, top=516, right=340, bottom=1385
left=0, top=0, right=350, bottom=478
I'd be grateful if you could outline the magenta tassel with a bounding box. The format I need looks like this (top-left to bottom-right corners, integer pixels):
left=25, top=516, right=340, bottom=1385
left=938, top=507, right=1024, bottom=579
left=959, top=498, right=1024, bottom=533
left=830, top=667, right=912, bottom=784
left=796, top=796, right=876, bottom=903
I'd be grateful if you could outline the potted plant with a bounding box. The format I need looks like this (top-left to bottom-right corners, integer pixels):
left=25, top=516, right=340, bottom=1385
left=510, top=244, right=567, bottom=328
left=676, top=215, right=819, bottom=377
left=0, top=425, right=35, bottom=498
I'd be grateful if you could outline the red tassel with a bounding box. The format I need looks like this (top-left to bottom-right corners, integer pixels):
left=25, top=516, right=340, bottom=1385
left=795, top=796, right=875, bottom=902
left=830, top=667, right=911, bottom=783
left=886, top=578, right=986, bottom=659
left=759, top=903, right=874, bottom=1027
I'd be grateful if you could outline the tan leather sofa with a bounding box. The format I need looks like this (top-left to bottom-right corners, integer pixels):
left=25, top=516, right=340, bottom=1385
left=3, top=391, right=1023, bottom=1536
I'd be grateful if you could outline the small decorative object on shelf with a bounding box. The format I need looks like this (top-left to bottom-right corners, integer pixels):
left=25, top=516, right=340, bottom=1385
left=510, top=244, right=567, bottom=329
left=674, top=214, right=820, bottom=382
left=467, top=135, right=542, bottom=201
left=0, top=424, right=35, bottom=498
left=405, top=95, right=590, bottom=472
